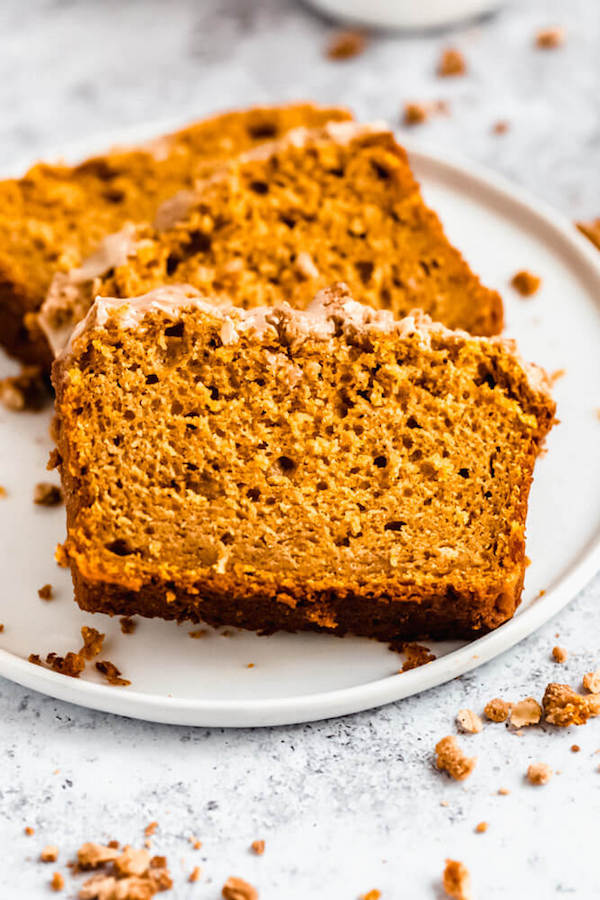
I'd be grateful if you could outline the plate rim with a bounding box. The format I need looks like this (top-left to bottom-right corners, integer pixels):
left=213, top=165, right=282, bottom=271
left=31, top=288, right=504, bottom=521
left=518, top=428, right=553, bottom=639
left=1, top=134, right=600, bottom=727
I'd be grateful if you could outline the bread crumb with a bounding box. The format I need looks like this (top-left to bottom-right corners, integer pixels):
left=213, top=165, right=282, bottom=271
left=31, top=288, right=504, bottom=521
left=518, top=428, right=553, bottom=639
left=511, top=270, right=541, bottom=296
left=33, top=482, right=63, bottom=506
left=114, top=847, right=151, bottom=878
left=0, top=624, right=4, bottom=634
left=0, top=486, right=6, bottom=498
left=250, top=840, right=265, bottom=855
left=50, top=871, right=64, bottom=892
left=435, top=736, right=477, bottom=781
left=403, top=100, right=448, bottom=126
left=144, top=822, right=158, bottom=838
left=77, top=843, right=121, bottom=869
left=552, top=646, right=568, bottom=663
left=25, top=826, right=35, bottom=836
left=437, top=47, right=466, bottom=77
left=0, top=366, right=48, bottom=412
left=443, top=859, right=472, bottom=900
left=80, top=626, right=105, bottom=660
left=440, top=800, right=449, bottom=807
left=222, top=875, right=258, bottom=900
left=41, top=845, right=59, bottom=863
left=398, top=641, right=436, bottom=671
left=189, top=866, right=202, bottom=883
left=571, top=744, right=581, bottom=752
left=583, top=671, right=600, bottom=693
left=498, top=787, right=510, bottom=795
left=326, top=29, right=367, bottom=61
left=527, top=762, right=553, bottom=785
left=510, top=697, right=542, bottom=728
left=536, top=26, right=565, bottom=49
left=360, top=892, right=381, bottom=900
left=456, top=708, right=483, bottom=734
left=492, top=120, right=509, bottom=135
left=475, top=821, right=488, bottom=834
left=189, top=628, right=208, bottom=639
left=38, top=584, right=53, bottom=601
left=550, top=368, right=566, bottom=385
left=577, top=219, right=600, bottom=251
left=484, top=698, right=511, bottom=723
left=189, top=837, right=202, bottom=850
left=76, top=840, right=172, bottom=897
left=120, top=617, right=137, bottom=635
left=543, top=682, right=600, bottom=726
left=95, top=660, right=131, bottom=687
left=246, top=663, right=255, bottom=669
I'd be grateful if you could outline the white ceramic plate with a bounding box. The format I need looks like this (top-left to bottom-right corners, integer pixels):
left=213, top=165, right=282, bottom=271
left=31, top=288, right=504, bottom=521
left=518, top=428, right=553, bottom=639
left=1, top=132, right=600, bottom=727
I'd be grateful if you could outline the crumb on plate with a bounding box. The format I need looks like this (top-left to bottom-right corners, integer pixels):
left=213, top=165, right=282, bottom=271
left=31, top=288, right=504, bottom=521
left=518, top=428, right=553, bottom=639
left=511, top=270, right=541, bottom=296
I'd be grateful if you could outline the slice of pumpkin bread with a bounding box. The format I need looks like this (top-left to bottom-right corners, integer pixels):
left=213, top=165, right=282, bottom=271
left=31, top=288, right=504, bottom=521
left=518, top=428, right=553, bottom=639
left=51, top=284, right=553, bottom=641
left=41, top=121, right=503, bottom=358
left=0, top=102, right=352, bottom=367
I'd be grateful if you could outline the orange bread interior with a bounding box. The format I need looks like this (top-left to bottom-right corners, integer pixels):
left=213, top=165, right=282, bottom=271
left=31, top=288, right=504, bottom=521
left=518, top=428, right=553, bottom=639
left=42, top=122, right=503, bottom=358
left=0, top=102, right=352, bottom=366
left=52, top=285, right=553, bottom=641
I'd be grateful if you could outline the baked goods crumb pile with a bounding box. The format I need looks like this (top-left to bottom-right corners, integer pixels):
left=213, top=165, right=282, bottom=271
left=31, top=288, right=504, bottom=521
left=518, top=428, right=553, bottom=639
left=51, top=284, right=554, bottom=641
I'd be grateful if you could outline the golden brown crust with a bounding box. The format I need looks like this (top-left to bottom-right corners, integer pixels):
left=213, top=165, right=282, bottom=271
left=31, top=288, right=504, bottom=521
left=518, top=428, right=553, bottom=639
left=0, top=103, right=352, bottom=366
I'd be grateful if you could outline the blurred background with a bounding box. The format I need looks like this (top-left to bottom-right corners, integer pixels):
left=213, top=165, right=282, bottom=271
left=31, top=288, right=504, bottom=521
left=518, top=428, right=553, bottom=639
left=3, top=0, right=598, bottom=220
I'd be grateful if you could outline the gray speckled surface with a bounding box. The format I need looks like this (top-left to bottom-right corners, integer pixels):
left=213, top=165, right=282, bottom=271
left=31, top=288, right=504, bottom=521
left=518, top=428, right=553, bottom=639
left=1, top=0, right=600, bottom=896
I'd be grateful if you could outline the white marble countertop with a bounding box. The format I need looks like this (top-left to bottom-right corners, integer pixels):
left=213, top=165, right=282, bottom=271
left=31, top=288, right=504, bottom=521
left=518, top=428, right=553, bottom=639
left=1, top=0, right=600, bottom=897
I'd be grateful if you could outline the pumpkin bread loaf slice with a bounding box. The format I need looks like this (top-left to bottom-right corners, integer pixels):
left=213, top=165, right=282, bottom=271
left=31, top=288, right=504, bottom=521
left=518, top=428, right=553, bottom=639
left=51, top=284, right=553, bottom=641
left=41, top=121, right=503, bottom=358
left=0, top=102, right=352, bottom=367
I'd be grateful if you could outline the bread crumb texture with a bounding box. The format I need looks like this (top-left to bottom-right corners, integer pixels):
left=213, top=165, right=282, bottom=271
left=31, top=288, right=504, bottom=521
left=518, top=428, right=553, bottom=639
left=511, top=270, right=541, bottom=297
left=76, top=841, right=172, bottom=898
left=484, top=698, right=511, bottom=722
left=582, top=671, right=600, bottom=694
left=509, top=697, right=542, bottom=728
left=536, top=26, right=566, bottom=48
left=443, top=859, right=472, bottom=900
left=250, top=840, right=265, bottom=856
left=0, top=366, right=48, bottom=410
left=435, top=736, right=477, bottom=781
left=222, top=876, right=258, bottom=900
left=456, top=708, right=483, bottom=734
left=552, top=645, right=568, bottom=663
left=52, top=287, right=554, bottom=642
left=326, top=30, right=367, bottom=61
left=437, top=48, right=466, bottom=77
left=527, top=762, right=553, bottom=785
left=543, top=682, right=600, bottom=726
left=50, top=871, right=64, bottom=892
left=41, top=846, right=59, bottom=863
